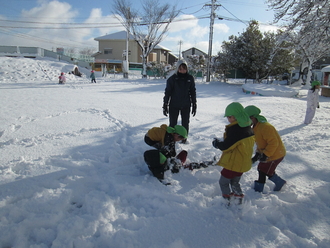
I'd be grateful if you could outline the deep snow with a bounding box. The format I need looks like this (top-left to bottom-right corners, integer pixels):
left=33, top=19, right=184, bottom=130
left=0, top=57, right=330, bottom=248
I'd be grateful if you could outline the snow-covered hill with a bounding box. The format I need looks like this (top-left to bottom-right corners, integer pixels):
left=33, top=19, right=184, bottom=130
left=0, top=56, right=329, bottom=248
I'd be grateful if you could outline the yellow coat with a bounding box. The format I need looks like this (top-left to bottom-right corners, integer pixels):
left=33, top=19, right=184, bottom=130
left=216, top=122, right=255, bottom=173
left=147, top=124, right=168, bottom=146
left=253, top=122, right=286, bottom=161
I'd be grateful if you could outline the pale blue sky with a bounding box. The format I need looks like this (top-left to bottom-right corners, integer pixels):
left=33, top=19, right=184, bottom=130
left=0, top=0, right=279, bottom=55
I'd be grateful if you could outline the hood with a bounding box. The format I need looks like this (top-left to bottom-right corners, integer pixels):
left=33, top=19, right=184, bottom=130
left=176, top=59, right=188, bottom=72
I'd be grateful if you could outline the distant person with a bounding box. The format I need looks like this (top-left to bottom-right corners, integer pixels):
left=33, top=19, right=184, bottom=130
left=58, top=72, right=66, bottom=84
left=304, top=80, right=321, bottom=124
left=90, top=70, right=96, bottom=83
left=144, top=124, right=188, bottom=182
left=245, top=105, right=286, bottom=192
left=212, top=102, right=254, bottom=205
left=163, top=60, right=196, bottom=144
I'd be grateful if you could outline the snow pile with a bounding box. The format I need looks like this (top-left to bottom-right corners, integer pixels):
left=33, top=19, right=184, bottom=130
left=0, top=57, right=330, bottom=248
left=242, top=83, right=300, bottom=97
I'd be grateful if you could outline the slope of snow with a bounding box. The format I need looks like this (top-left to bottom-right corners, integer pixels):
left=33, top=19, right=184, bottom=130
left=0, top=57, right=330, bottom=248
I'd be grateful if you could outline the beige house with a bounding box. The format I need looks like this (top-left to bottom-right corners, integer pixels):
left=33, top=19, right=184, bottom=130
left=182, top=47, right=208, bottom=62
left=92, top=31, right=176, bottom=72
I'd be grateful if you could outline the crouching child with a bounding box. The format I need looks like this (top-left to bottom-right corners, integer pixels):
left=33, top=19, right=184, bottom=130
left=144, top=124, right=187, bottom=183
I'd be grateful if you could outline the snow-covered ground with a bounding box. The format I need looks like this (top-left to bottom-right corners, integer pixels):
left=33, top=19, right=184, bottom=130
left=0, top=56, right=330, bottom=248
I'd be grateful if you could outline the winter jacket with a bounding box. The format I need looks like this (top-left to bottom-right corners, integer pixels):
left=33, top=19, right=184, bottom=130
left=216, top=121, right=254, bottom=173
left=163, top=62, right=196, bottom=108
left=59, top=75, right=66, bottom=83
left=253, top=121, right=286, bottom=161
left=146, top=124, right=175, bottom=158
left=90, top=72, right=95, bottom=79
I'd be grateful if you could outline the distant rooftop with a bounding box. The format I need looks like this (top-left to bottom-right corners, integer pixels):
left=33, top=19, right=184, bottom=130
left=94, top=30, right=171, bottom=51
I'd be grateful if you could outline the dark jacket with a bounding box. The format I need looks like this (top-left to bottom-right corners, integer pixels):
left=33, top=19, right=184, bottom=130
left=163, top=71, right=196, bottom=109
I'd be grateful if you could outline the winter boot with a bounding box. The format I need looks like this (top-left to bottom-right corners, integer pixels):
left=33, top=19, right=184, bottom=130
left=254, top=180, right=265, bottom=193
left=233, top=194, right=244, bottom=205
left=269, top=174, right=286, bottom=191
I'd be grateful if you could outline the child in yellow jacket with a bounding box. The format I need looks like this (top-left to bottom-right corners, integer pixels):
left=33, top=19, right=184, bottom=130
left=144, top=124, right=187, bottom=180
left=212, top=102, right=254, bottom=204
left=245, top=105, right=286, bottom=192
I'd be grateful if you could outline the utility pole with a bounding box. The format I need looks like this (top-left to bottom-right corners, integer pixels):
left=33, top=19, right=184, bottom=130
left=205, top=0, right=221, bottom=82
left=123, top=30, right=129, bottom=78
left=178, top=40, right=183, bottom=60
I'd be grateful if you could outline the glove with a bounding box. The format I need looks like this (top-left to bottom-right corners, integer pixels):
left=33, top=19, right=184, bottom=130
left=160, top=146, right=171, bottom=158
left=251, top=152, right=261, bottom=163
left=259, top=153, right=268, bottom=162
left=192, top=103, right=197, bottom=117
left=212, top=138, right=223, bottom=149
left=163, top=103, right=168, bottom=116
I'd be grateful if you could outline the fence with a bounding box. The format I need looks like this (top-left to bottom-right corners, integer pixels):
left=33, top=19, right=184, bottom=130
left=0, top=46, right=91, bottom=69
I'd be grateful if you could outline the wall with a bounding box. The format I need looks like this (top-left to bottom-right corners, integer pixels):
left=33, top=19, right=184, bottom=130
left=0, top=46, right=91, bottom=69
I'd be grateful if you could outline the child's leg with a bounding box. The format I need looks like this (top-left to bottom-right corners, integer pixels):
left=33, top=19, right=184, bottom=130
left=219, top=175, right=231, bottom=196
left=230, top=176, right=243, bottom=195
left=257, top=170, right=267, bottom=184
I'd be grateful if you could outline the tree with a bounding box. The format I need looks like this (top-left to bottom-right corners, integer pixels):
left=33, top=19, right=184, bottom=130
left=186, top=55, right=206, bottom=79
left=267, top=0, right=330, bottom=85
left=113, top=0, right=179, bottom=78
left=217, top=21, right=296, bottom=82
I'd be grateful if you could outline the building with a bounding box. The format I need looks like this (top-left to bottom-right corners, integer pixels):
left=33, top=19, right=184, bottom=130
left=92, top=31, right=177, bottom=72
left=181, top=47, right=208, bottom=61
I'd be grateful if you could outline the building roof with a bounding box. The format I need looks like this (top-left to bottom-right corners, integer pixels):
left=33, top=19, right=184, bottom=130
left=94, top=31, right=171, bottom=52
left=182, top=47, right=207, bottom=55
left=94, top=30, right=135, bottom=41
left=154, top=44, right=171, bottom=51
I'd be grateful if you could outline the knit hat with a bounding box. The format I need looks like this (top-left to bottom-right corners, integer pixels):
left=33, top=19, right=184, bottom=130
left=244, top=105, right=268, bottom=123
left=311, top=80, right=321, bottom=87
left=167, top=125, right=188, bottom=139
left=159, top=152, right=167, bottom=164
left=224, top=102, right=252, bottom=127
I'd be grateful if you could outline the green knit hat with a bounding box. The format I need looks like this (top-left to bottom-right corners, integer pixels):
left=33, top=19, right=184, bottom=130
left=167, top=125, right=188, bottom=138
left=159, top=152, right=167, bottom=164
left=244, top=105, right=267, bottom=123
left=311, top=80, right=321, bottom=87
left=224, top=102, right=251, bottom=127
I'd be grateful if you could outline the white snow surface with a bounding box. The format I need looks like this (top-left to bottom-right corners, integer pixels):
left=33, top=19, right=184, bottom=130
left=0, top=57, right=330, bottom=248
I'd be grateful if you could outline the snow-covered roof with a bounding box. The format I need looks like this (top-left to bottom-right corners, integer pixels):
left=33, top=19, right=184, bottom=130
left=154, top=44, right=170, bottom=51
left=94, top=31, right=171, bottom=52
left=182, top=47, right=207, bottom=55
left=94, top=31, right=135, bottom=41
left=321, top=65, right=330, bottom=72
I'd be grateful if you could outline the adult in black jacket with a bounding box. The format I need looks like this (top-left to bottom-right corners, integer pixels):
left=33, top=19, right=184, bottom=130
left=163, top=60, right=197, bottom=142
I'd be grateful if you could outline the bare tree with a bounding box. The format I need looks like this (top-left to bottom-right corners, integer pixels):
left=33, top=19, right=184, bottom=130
left=113, top=0, right=179, bottom=78
left=268, top=0, right=330, bottom=85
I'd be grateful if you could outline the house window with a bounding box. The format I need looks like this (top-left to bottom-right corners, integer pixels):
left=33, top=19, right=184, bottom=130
left=104, top=48, right=113, bottom=54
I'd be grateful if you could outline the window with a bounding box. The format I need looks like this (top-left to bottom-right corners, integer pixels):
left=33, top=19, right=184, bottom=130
left=104, top=48, right=113, bottom=54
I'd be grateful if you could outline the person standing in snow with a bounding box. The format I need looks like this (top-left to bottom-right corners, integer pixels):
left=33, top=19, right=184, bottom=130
left=212, top=102, right=254, bottom=204
left=58, top=72, right=66, bottom=84
left=245, top=105, right=286, bottom=192
left=304, top=80, right=321, bottom=124
left=163, top=60, right=196, bottom=144
left=144, top=124, right=188, bottom=181
left=90, top=70, right=96, bottom=83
